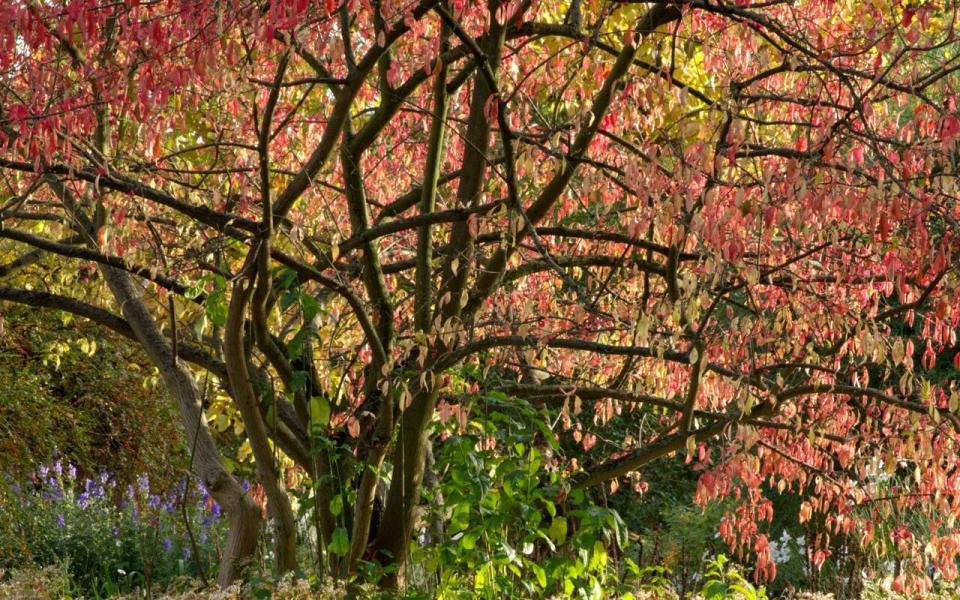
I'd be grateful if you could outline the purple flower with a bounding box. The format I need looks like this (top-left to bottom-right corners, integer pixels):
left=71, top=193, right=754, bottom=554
left=38, top=465, right=49, bottom=477
left=66, top=464, right=77, bottom=479
left=55, top=514, right=65, bottom=528
left=98, top=471, right=110, bottom=485
left=162, top=538, right=173, bottom=551
left=241, top=480, right=250, bottom=491
left=137, top=474, right=150, bottom=494
left=43, top=483, right=62, bottom=501
left=83, top=478, right=106, bottom=500
left=77, top=492, right=90, bottom=509
left=147, top=494, right=162, bottom=510
left=210, top=501, right=222, bottom=517
left=52, top=461, right=62, bottom=476
left=181, top=546, right=192, bottom=559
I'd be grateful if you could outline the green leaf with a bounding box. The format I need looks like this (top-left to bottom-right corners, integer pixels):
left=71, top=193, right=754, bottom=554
left=310, top=396, right=330, bottom=430
left=461, top=531, right=478, bottom=550
left=184, top=274, right=212, bottom=299
left=329, top=494, right=343, bottom=517
left=535, top=530, right=556, bottom=552
left=474, top=564, right=491, bottom=593
left=530, top=562, right=547, bottom=589
left=291, top=371, right=309, bottom=393
left=329, top=527, right=349, bottom=556
left=204, top=288, right=227, bottom=326
left=279, top=290, right=299, bottom=312
left=730, top=583, right=761, bottom=600
left=548, top=516, right=568, bottom=544
left=275, top=267, right=299, bottom=290
left=286, top=328, right=310, bottom=359
left=588, top=540, right=608, bottom=571
left=702, top=580, right=728, bottom=600
left=300, top=293, right=320, bottom=321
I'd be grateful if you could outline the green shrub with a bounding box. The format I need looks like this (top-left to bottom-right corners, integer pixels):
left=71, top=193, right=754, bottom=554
left=0, top=305, right=186, bottom=488
left=404, top=395, right=645, bottom=599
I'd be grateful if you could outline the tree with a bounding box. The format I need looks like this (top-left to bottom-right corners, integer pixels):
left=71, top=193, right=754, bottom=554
left=1, top=0, right=959, bottom=591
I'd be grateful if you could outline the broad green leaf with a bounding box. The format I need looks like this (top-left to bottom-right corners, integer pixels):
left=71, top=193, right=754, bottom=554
left=548, top=516, right=568, bottom=544
left=461, top=531, right=478, bottom=550
left=529, top=562, right=546, bottom=589
left=329, top=527, right=349, bottom=556
left=204, top=288, right=227, bottom=326
left=310, top=395, right=330, bottom=430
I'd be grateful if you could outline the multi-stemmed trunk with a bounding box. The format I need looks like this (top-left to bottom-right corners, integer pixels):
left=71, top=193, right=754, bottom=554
left=98, top=265, right=261, bottom=586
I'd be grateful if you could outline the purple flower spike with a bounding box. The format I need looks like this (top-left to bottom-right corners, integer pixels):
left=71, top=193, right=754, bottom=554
left=137, top=474, right=150, bottom=494
left=162, top=538, right=173, bottom=551
left=66, top=464, right=76, bottom=479
left=55, top=514, right=65, bottom=528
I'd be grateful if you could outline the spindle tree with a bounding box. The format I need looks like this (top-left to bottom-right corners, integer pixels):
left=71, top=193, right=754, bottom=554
left=2, top=0, right=960, bottom=592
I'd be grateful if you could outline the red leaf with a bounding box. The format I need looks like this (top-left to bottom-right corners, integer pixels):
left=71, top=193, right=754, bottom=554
left=940, top=114, right=960, bottom=145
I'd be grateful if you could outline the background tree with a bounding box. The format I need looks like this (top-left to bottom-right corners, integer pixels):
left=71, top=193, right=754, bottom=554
left=2, top=0, right=960, bottom=592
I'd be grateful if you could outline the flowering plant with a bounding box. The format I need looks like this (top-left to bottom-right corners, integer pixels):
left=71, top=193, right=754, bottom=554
left=1, top=461, right=230, bottom=597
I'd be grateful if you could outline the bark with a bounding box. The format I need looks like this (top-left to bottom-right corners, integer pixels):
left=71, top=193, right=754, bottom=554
left=372, top=386, right=440, bottom=586
left=97, top=265, right=260, bottom=587
left=223, top=274, right=299, bottom=575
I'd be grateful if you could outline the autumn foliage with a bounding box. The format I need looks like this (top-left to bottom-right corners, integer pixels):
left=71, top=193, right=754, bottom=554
left=2, top=0, right=960, bottom=592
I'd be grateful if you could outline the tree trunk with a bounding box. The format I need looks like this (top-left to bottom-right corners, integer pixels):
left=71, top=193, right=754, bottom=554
left=98, top=265, right=261, bottom=587
left=223, top=276, right=299, bottom=575
left=372, top=386, right=440, bottom=587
